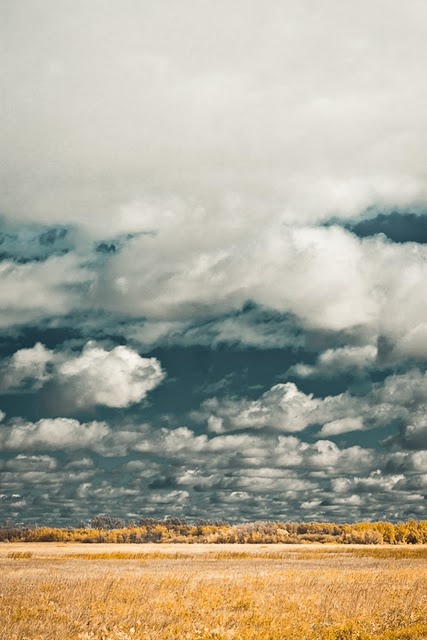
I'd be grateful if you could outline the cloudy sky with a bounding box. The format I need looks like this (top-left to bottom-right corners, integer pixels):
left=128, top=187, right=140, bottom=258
left=1, top=0, right=427, bottom=525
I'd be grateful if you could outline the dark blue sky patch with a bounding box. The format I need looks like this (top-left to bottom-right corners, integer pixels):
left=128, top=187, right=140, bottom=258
left=143, top=344, right=306, bottom=420
left=96, top=242, right=117, bottom=254
left=0, top=222, right=74, bottom=262
left=346, top=212, right=427, bottom=243
left=0, top=325, right=81, bottom=359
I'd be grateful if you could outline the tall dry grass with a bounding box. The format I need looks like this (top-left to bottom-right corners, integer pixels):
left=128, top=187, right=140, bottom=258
left=1, top=543, right=427, bottom=640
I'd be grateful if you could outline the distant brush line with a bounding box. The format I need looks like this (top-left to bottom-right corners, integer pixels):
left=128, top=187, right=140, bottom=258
left=1, top=519, right=427, bottom=545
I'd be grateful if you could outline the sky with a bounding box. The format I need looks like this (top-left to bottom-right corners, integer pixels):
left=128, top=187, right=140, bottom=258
left=0, top=0, right=427, bottom=525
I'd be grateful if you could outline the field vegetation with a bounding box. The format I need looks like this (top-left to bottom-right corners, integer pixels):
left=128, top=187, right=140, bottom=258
left=1, top=542, right=427, bottom=640
left=2, top=518, right=427, bottom=545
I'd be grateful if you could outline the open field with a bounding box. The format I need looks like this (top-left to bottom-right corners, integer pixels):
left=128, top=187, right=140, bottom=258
left=1, top=543, right=427, bottom=640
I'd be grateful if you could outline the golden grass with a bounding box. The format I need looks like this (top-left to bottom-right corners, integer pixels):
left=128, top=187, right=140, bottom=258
left=7, top=551, right=33, bottom=559
left=1, top=544, right=427, bottom=640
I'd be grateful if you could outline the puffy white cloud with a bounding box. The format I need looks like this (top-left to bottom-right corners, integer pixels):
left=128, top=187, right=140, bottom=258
left=0, top=413, right=424, bottom=523
left=319, top=417, right=365, bottom=437
left=5, top=454, right=58, bottom=472
left=161, top=427, right=208, bottom=454
left=304, top=440, right=374, bottom=472
left=0, top=414, right=145, bottom=458
left=197, top=369, right=427, bottom=436
left=134, top=425, right=375, bottom=477
left=196, top=383, right=330, bottom=434
left=196, top=382, right=319, bottom=434
left=0, top=342, right=165, bottom=410
left=55, top=342, right=164, bottom=409
left=374, top=368, right=427, bottom=407
left=90, top=225, right=427, bottom=361
left=0, top=342, right=52, bottom=391
left=290, top=345, right=378, bottom=378
left=1, top=223, right=425, bottom=360
left=0, top=417, right=111, bottom=451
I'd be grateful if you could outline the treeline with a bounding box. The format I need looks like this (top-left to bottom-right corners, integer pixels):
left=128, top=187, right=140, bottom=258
left=2, top=517, right=427, bottom=544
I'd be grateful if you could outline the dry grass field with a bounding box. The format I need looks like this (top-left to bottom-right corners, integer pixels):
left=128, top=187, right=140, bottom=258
left=1, top=543, right=427, bottom=640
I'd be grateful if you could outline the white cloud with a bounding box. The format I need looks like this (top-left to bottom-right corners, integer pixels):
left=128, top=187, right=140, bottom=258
left=411, top=452, right=427, bottom=472
left=330, top=472, right=405, bottom=495
left=134, top=424, right=376, bottom=477
left=397, top=323, right=427, bottom=360
left=1, top=1, right=427, bottom=234
left=0, top=1, right=426, bottom=361
left=146, top=490, right=189, bottom=506
left=5, top=454, right=58, bottom=472
left=1, top=413, right=424, bottom=522
left=290, top=345, right=378, bottom=378
left=90, top=225, right=427, bottom=361
left=0, top=342, right=165, bottom=410
left=197, top=382, right=319, bottom=434
left=197, top=369, right=427, bottom=436
left=0, top=417, right=111, bottom=451
left=374, top=368, right=427, bottom=407
left=1, top=223, right=425, bottom=361
left=319, top=417, right=365, bottom=437
left=0, top=342, right=52, bottom=391
left=307, top=440, right=374, bottom=472
left=0, top=415, right=147, bottom=457
left=0, top=255, right=92, bottom=328
left=301, top=499, right=322, bottom=510
left=55, top=342, right=164, bottom=409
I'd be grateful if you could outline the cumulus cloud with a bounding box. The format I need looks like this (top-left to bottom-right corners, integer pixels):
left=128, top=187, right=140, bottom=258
left=290, top=345, right=378, bottom=378
left=0, top=417, right=111, bottom=451
left=0, top=342, right=53, bottom=391
left=89, top=225, right=427, bottom=361
left=5, top=454, right=58, bottom=472
left=135, top=426, right=375, bottom=477
left=0, top=342, right=165, bottom=410
left=196, top=383, right=319, bottom=434
left=54, top=342, right=164, bottom=410
left=0, top=414, right=424, bottom=523
left=319, top=417, right=365, bottom=437
left=1, top=223, right=426, bottom=360
left=0, top=415, right=151, bottom=458
left=196, top=369, right=427, bottom=436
